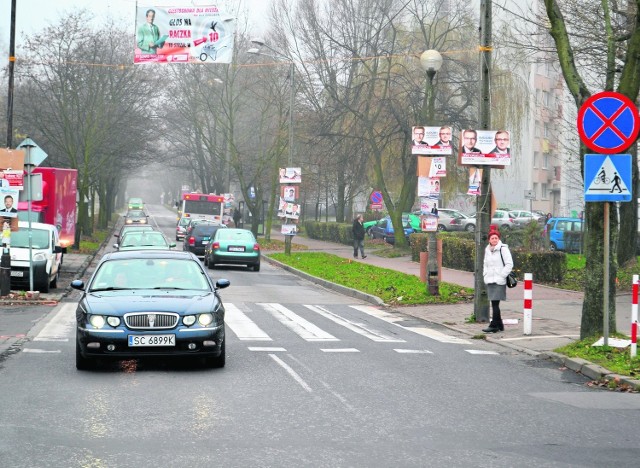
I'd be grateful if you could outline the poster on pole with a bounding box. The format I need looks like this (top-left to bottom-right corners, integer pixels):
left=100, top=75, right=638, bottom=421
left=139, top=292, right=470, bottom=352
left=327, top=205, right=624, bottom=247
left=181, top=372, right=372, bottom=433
left=459, top=129, right=511, bottom=166
left=411, top=126, right=453, bottom=155
left=134, top=5, right=235, bottom=64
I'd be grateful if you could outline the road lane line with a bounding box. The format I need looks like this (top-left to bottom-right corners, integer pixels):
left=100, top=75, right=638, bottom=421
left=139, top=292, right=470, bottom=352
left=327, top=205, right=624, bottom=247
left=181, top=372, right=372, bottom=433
left=33, top=302, right=75, bottom=342
left=269, top=354, right=312, bottom=393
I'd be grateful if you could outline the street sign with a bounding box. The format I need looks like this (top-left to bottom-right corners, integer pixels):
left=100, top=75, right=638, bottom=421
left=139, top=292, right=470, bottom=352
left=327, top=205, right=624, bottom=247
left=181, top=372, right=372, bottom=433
left=584, top=154, right=632, bottom=202
left=524, top=189, right=535, bottom=200
left=577, top=91, right=640, bottom=154
left=370, top=190, right=383, bottom=204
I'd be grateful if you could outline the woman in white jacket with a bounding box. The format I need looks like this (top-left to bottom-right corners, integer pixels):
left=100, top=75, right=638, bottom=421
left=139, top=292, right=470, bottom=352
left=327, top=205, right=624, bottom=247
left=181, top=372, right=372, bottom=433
left=482, top=229, right=513, bottom=333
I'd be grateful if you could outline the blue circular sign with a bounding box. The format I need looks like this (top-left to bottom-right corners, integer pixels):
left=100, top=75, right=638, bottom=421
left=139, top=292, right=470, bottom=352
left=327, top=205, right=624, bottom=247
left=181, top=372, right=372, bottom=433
left=577, top=91, right=640, bottom=154
left=370, top=191, right=383, bottom=204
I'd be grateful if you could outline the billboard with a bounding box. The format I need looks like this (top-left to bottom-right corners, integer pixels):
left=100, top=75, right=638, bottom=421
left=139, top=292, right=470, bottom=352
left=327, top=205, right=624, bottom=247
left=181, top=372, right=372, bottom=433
left=135, top=5, right=235, bottom=64
left=411, top=126, right=453, bottom=155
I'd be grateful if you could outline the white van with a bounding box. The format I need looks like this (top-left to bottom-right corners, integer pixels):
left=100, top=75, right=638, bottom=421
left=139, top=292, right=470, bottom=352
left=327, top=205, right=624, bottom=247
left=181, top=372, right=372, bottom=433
left=8, top=221, right=66, bottom=293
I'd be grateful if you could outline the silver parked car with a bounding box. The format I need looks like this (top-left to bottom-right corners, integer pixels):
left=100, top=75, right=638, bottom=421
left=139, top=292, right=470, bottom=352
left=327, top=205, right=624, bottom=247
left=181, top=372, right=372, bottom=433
left=435, top=208, right=476, bottom=232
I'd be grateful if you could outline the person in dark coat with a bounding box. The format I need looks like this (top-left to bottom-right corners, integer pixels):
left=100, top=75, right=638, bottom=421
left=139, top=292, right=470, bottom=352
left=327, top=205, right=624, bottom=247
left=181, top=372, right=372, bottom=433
left=232, top=208, right=241, bottom=227
left=352, top=214, right=367, bottom=259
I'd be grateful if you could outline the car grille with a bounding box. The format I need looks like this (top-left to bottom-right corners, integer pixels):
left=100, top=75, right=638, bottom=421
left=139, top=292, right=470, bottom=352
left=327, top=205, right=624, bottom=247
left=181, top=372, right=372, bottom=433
left=124, top=312, right=179, bottom=329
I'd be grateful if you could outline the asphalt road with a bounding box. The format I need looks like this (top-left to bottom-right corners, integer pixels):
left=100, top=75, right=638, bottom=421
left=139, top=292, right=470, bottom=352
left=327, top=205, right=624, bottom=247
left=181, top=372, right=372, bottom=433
left=0, top=204, right=639, bottom=467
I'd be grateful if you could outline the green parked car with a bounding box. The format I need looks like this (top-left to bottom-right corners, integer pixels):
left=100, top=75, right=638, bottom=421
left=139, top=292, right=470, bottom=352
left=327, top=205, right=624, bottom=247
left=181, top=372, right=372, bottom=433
left=364, top=213, right=422, bottom=238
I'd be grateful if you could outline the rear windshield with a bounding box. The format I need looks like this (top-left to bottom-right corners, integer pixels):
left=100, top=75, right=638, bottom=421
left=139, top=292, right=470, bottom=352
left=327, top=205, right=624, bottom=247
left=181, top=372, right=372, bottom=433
left=194, top=225, right=221, bottom=236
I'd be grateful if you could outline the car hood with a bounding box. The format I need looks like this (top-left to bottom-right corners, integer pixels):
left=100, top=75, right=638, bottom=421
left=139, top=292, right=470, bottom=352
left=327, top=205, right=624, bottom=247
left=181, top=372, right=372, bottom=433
left=81, top=290, right=218, bottom=316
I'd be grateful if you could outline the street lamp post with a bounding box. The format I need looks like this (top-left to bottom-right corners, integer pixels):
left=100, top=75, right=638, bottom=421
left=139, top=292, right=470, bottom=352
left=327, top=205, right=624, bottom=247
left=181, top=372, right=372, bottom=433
left=420, top=50, right=443, bottom=295
left=248, top=39, right=296, bottom=254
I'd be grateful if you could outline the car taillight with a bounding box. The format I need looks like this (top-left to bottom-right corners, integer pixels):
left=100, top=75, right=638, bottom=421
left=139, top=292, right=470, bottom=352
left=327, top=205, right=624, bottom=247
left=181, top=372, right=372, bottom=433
left=212, top=242, right=220, bottom=249
left=253, top=243, right=260, bottom=251
left=188, top=237, right=195, bottom=246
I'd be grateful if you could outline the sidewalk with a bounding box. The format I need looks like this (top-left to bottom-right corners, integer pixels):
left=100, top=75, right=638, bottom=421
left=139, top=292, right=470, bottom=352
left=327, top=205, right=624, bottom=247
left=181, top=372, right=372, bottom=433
left=264, top=232, right=640, bottom=389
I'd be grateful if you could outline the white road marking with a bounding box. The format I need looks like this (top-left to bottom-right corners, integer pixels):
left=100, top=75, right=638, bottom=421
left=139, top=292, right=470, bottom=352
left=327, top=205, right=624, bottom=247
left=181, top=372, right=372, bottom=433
left=225, top=303, right=272, bottom=341
left=22, top=349, right=61, bottom=354
left=248, top=347, right=286, bottom=352
left=259, top=303, right=339, bottom=342
left=465, top=350, right=500, bottom=355
left=304, top=304, right=405, bottom=342
left=269, top=354, right=312, bottom=393
left=394, top=349, right=433, bottom=354
left=320, top=348, right=360, bottom=353
left=33, top=302, right=75, bottom=342
left=350, top=305, right=472, bottom=344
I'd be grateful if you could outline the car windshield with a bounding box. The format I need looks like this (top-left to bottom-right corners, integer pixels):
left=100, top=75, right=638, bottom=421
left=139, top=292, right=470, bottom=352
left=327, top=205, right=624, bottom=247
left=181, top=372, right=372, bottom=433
left=8, top=228, right=51, bottom=249
left=120, top=232, right=168, bottom=248
left=127, top=210, right=146, bottom=218
left=216, top=229, right=255, bottom=242
left=90, top=258, right=210, bottom=291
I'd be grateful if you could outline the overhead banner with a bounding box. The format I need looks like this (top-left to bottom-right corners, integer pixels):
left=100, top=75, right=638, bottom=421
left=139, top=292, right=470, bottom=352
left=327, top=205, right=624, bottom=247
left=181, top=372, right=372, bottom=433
left=135, top=5, right=235, bottom=64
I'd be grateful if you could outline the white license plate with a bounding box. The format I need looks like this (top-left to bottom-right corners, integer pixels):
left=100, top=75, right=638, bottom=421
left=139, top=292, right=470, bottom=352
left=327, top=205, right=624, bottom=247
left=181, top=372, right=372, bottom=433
left=10, top=270, right=23, bottom=277
left=128, top=335, right=175, bottom=347
left=229, top=246, right=245, bottom=252
left=202, top=240, right=209, bottom=245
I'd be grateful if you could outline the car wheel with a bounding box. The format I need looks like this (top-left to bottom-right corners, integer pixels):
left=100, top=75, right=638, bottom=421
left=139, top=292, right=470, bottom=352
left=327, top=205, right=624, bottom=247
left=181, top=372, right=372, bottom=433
left=38, top=275, right=50, bottom=293
left=437, top=224, right=446, bottom=231
left=549, top=242, right=557, bottom=251
left=501, top=224, right=511, bottom=231
left=209, top=259, right=215, bottom=269
left=366, top=228, right=373, bottom=239
left=50, top=270, right=58, bottom=289
left=253, top=262, right=261, bottom=272
left=76, top=339, right=94, bottom=371
left=203, top=335, right=225, bottom=368
left=465, top=224, right=475, bottom=232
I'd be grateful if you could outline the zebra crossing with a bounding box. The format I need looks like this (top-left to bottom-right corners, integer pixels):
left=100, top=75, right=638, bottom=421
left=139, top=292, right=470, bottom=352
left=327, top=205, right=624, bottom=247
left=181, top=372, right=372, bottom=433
left=224, top=302, right=490, bottom=355
left=24, top=301, right=500, bottom=356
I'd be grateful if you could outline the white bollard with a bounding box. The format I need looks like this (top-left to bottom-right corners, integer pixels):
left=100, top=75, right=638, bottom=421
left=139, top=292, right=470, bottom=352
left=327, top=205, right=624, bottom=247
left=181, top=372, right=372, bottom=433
left=631, top=275, right=638, bottom=358
left=523, top=273, right=533, bottom=335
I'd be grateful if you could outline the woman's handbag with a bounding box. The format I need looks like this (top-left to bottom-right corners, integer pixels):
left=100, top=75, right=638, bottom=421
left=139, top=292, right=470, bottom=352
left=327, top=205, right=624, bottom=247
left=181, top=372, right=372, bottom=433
left=500, top=247, right=518, bottom=288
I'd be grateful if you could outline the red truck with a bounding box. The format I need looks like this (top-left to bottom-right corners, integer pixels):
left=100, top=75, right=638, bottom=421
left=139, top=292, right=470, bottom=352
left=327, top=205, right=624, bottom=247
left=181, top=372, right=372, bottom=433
left=17, top=167, right=78, bottom=248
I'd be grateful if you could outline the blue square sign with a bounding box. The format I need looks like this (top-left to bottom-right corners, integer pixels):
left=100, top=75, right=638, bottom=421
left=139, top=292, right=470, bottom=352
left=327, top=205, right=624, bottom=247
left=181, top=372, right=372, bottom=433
left=584, top=154, right=632, bottom=202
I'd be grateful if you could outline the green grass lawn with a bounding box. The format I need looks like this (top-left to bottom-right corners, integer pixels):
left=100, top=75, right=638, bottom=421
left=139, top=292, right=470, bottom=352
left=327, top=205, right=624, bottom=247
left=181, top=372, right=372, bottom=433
left=268, top=252, right=474, bottom=306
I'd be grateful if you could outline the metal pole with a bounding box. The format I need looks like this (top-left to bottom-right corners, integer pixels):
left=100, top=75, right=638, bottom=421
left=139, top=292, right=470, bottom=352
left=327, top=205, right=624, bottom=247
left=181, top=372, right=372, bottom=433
left=27, top=154, right=34, bottom=292
left=6, top=0, right=17, bottom=147
left=289, top=61, right=294, bottom=166
left=425, top=68, right=439, bottom=295
left=473, top=0, right=492, bottom=322
left=603, top=202, right=610, bottom=346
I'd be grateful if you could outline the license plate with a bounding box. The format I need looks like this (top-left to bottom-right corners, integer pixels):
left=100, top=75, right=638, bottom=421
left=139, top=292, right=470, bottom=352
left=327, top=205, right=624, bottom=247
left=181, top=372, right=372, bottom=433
left=10, top=270, right=23, bottom=277
left=128, top=335, right=175, bottom=347
left=229, top=246, right=245, bottom=252
left=202, top=240, right=209, bottom=245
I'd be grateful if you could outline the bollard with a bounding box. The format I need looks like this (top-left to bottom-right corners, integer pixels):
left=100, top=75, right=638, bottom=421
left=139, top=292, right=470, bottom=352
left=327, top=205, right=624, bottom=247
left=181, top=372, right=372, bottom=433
left=420, top=252, right=427, bottom=283
left=631, top=275, right=638, bottom=358
left=523, top=273, right=533, bottom=335
left=0, top=244, right=10, bottom=296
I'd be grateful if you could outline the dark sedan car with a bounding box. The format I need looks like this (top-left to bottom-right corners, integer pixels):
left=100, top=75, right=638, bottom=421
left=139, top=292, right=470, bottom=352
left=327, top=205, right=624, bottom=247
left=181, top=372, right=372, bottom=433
left=72, top=250, right=230, bottom=370
left=183, top=222, right=227, bottom=257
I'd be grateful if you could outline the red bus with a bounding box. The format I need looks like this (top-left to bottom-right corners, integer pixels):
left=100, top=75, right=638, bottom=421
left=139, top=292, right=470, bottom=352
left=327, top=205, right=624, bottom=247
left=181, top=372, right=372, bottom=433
left=180, top=192, right=225, bottom=223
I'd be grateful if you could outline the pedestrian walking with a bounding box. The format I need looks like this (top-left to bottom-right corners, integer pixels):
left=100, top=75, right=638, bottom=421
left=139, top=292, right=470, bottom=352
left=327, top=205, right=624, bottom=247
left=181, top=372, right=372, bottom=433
left=233, top=208, right=241, bottom=227
left=482, top=229, right=513, bottom=333
left=352, top=214, right=367, bottom=259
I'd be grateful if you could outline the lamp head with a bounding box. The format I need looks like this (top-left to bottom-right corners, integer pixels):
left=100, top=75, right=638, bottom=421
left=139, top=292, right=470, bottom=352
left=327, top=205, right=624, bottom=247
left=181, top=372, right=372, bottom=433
left=420, top=50, right=443, bottom=73
left=250, top=37, right=265, bottom=46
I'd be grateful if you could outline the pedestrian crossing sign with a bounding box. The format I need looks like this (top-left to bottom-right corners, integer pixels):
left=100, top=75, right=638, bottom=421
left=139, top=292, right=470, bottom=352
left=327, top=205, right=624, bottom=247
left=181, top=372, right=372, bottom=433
left=584, top=154, right=632, bottom=202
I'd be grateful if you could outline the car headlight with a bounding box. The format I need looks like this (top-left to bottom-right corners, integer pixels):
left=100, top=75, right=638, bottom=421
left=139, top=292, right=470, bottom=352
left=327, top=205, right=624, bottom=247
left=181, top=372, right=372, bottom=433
left=198, top=313, right=214, bottom=326
left=183, top=315, right=196, bottom=326
left=126, top=219, right=133, bottom=224
left=33, top=252, right=47, bottom=262
left=140, top=219, right=147, bottom=224
left=106, top=317, right=121, bottom=327
left=89, top=315, right=106, bottom=329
